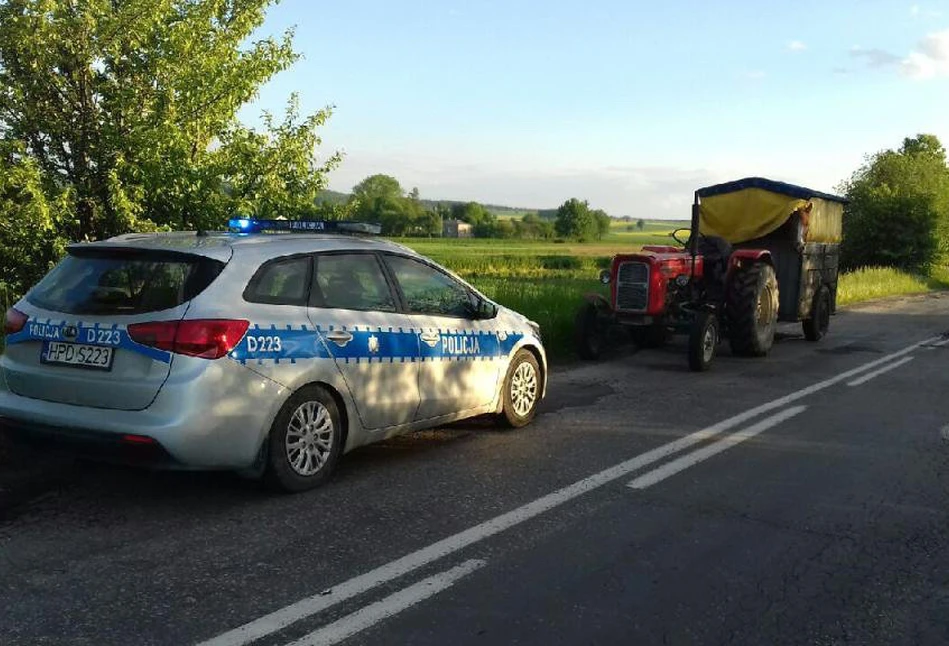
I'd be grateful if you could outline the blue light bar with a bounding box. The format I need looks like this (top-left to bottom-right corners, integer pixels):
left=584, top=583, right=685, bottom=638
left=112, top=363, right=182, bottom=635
left=227, top=218, right=382, bottom=235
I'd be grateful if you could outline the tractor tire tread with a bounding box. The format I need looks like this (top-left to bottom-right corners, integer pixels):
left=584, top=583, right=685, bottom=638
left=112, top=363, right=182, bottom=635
left=727, top=262, right=777, bottom=357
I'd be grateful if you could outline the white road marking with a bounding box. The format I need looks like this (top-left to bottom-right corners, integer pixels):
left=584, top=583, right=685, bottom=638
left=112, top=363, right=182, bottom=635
left=197, top=335, right=939, bottom=646
left=933, top=338, right=949, bottom=347
left=846, top=356, right=915, bottom=387
left=285, top=559, right=486, bottom=646
left=628, top=406, right=807, bottom=490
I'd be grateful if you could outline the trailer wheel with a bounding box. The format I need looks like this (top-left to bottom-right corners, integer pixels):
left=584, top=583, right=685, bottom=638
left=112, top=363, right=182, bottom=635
left=689, top=311, right=719, bottom=372
left=803, top=284, right=831, bottom=342
left=727, top=262, right=778, bottom=357
left=574, top=301, right=604, bottom=360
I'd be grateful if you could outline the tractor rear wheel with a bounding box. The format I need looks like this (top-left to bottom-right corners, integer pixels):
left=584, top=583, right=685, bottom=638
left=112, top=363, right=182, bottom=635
left=727, top=262, right=779, bottom=357
left=574, top=301, right=605, bottom=360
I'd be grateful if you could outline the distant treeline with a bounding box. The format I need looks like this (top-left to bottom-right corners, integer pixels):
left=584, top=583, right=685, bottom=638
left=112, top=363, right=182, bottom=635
left=312, top=174, right=617, bottom=241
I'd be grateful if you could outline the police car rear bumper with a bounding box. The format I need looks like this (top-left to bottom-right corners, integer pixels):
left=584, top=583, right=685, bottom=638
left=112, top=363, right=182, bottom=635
left=0, top=359, right=287, bottom=470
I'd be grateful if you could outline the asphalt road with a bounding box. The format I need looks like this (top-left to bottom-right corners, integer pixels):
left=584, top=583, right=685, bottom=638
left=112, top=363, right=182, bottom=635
left=2, top=294, right=948, bottom=646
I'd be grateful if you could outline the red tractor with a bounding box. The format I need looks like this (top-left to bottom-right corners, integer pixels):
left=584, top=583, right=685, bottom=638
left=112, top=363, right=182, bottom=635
left=575, top=177, right=847, bottom=371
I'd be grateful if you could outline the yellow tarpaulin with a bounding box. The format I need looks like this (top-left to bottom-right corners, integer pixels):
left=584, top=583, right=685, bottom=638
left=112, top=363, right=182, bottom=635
left=699, top=188, right=842, bottom=244
left=805, top=197, right=843, bottom=243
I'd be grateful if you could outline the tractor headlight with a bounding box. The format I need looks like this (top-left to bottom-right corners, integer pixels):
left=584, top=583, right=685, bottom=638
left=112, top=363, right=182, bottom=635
left=675, top=274, right=690, bottom=288
left=599, top=270, right=611, bottom=285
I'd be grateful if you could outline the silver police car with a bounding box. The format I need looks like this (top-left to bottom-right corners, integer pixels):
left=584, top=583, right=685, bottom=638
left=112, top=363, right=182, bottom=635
left=0, top=220, right=547, bottom=491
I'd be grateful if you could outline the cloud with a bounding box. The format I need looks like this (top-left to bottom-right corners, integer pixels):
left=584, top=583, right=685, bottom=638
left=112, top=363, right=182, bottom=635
left=833, top=67, right=851, bottom=75
left=901, top=28, right=949, bottom=78
left=744, top=70, right=767, bottom=80
left=787, top=40, right=807, bottom=52
left=850, top=46, right=902, bottom=68
left=850, top=30, right=949, bottom=80
left=911, top=4, right=920, bottom=17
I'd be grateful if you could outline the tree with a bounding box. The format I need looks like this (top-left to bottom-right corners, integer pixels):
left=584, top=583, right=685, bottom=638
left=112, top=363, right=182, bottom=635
left=636, top=219, right=646, bottom=231
left=555, top=198, right=596, bottom=241
left=0, top=0, right=339, bottom=295
left=592, top=209, right=611, bottom=240
left=351, top=175, right=404, bottom=205
left=451, top=201, right=498, bottom=237
left=840, top=133, right=949, bottom=272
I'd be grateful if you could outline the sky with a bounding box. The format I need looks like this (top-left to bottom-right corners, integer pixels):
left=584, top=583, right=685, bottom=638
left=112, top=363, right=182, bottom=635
left=239, top=0, right=949, bottom=218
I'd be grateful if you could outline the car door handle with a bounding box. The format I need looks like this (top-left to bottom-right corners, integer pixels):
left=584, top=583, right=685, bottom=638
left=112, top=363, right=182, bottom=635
left=325, top=331, right=353, bottom=347
left=419, top=331, right=440, bottom=347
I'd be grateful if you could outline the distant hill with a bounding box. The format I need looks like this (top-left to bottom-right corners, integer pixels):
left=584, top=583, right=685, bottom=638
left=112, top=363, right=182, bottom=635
left=315, top=189, right=349, bottom=205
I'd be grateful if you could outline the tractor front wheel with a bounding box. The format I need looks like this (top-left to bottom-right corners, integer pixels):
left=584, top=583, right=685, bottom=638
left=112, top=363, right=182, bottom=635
left=575, top=301, right=605, bottom=360
left=727, top=262, right=779, bottom=357
left=689, top=311, right=719, bottom=372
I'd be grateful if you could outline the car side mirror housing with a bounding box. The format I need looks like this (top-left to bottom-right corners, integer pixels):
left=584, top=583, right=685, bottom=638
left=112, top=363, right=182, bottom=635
left=468, top=296, right=498, bottom=320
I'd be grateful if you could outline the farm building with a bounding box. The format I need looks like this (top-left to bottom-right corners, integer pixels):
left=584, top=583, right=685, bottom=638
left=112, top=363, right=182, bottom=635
left=443, top=219, right=473, bottom=238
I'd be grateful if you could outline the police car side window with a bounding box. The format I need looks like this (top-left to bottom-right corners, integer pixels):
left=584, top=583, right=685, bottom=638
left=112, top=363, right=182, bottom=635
left=314, top=254, right=396, bottom=312
left=245, top=256, right=311, bottom=305
left=385, top=255, right=472, bottom=318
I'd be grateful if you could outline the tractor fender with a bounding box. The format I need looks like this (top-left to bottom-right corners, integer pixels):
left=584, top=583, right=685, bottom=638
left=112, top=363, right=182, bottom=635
left=728, top=249, right=773, bottom=274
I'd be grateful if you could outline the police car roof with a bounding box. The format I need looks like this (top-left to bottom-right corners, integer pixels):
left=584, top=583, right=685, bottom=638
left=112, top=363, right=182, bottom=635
left=76, top=231, right=419, bottom=263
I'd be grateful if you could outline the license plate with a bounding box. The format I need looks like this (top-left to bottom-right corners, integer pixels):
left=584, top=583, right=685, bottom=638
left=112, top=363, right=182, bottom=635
left=41, top=342, right=115, bottom=371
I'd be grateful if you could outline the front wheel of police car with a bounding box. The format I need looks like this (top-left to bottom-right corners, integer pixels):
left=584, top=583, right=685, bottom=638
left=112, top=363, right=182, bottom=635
left=264, top=385, right=343, bottom=492
left=499, top=349, right=541, bottom=428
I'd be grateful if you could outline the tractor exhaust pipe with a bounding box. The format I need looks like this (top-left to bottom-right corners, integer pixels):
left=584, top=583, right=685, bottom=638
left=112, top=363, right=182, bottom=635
left=690, top=192, right=700, bottom=300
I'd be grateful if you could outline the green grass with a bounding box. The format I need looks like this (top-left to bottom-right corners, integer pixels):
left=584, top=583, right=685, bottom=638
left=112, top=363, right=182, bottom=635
left=474, top=278, right=605, bottom=358
left=837, top=266, right=949, bottom=306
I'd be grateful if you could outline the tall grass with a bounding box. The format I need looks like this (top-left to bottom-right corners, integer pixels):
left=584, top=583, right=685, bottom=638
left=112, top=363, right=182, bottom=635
left=473, top=278, right=605, bottom=358
left=837, top=266, right=949, bottom=306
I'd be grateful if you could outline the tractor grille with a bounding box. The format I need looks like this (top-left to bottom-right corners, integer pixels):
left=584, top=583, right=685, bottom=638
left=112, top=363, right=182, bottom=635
left=616, top=261, right=649, bottom=311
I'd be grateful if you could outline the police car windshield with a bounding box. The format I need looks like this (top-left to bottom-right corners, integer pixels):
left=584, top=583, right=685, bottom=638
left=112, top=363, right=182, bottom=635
left=27, top=249, right=224, bottom=315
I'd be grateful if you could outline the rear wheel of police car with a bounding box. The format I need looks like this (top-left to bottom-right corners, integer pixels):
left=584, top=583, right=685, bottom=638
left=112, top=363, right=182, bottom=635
left=264, top=385, right=343, bottom=492
left=499, top=349, right=541, bottom=428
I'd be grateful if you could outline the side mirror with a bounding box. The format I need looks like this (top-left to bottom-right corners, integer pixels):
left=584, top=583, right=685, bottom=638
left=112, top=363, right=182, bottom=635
left=672, top=228, right=691, bottom=247
left=467, top=295, right=498, bottom=320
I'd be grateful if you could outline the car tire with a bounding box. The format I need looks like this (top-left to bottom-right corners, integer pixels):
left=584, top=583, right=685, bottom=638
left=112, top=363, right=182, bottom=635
left=803, top=284, right=831, bottom=342
left=498, top=349, right=541, bottom=428
left=264, top=385, right=343, bottom=493
left=688, top=311, right=719, bottom=372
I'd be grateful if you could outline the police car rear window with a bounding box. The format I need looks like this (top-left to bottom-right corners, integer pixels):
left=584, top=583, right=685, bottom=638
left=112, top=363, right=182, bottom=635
left=27, top=250, right=224, bottom=315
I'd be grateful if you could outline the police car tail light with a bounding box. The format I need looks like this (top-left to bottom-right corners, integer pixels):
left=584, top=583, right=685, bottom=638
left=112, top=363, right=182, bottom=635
left=175, top=319, right=250, bottom=359
left=128, top=319, right=249, bottom=360
left=4, top=308, right=27, bottom=335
